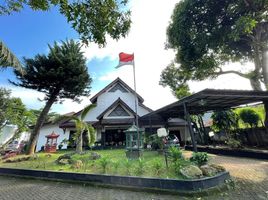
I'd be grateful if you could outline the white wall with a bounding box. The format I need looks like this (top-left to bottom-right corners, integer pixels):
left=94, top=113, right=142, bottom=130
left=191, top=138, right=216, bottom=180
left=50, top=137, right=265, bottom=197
left=0, top=125, right=17, bottom=145
left=83, top=89, right=150, bottom=122
left=36, top=124, right=69, bottom=152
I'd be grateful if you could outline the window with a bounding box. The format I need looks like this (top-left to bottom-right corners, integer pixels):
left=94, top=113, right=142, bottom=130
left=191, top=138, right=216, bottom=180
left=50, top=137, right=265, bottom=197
left=109, top=83, right=128, bottom=93
left=108, top=105, right=130, bottom=117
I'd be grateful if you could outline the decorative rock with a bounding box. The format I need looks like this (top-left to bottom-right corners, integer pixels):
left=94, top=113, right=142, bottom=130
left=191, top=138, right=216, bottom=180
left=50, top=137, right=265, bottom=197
left=200, top=164, right=218, bottom=176
left=56, top=153, right=76, bottom=164
left=180, top=165, right=203, bottom=179
left=72, top=160, right=83, bottom=169
left=58, top=159, right=70, bottom=165
left=89, top=152, right=101, bottom=160
left=210, top=164, right=226, bottom=172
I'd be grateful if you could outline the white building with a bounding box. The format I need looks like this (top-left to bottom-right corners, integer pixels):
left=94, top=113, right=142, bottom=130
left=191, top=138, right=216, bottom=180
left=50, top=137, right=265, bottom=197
left=36, top=78, right=190, bottom=151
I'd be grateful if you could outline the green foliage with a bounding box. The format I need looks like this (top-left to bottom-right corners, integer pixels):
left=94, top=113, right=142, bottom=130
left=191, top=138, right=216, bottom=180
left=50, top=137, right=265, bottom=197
left=134, top=158, right=146, bottom=176
left=123, top=159, right=132, bottom=175
left=159, top=62, right=191, bottom=99
left=225, top=138, right=242, bottom=149
left=190, top=152, right=209, bottom=166
left=151, top=158, right=163, bottom=176
left=168, top=146, right=183, bottom=163
left=162, top=0, right=268, bottom=95
left=0, top=40, right=23, bottom=73
left=0, top=88, right=29, bottom=134
left=211, top=110, right=239, bottom=135
left=98, top=156, right=109, bottom=173
left=12, top=40, right=93, bottom=154
left=13, top=40, right=92, bottom=101
left=112, top=160, right=120, bottom=174
left=68, top=104, right=96, bottom=153
left=148, top=134, right=163, bottom=150
left=0, top=0, right=131, bottom=46
left=235, top=105, right=265, bottom=128
left=173, top=159, right=189, bottom=175
left=239, top=108, right=260, bottom=128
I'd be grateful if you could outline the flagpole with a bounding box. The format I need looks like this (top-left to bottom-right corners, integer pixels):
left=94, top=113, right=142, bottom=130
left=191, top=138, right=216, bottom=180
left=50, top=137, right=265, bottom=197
left=132, top=60, right=140, bottom=151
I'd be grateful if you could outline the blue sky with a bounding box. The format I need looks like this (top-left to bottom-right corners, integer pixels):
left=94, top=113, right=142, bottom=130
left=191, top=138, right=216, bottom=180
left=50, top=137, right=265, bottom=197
left=0, top=5, right=113, bottom=94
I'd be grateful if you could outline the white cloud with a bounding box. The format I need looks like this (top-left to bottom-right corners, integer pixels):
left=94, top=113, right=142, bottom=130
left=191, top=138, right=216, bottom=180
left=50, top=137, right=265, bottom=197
left=2, top=84, right=97, bottom=114
left=81, top=0, right=254, bottom=111
left=5, top=0, right=256, bottom=114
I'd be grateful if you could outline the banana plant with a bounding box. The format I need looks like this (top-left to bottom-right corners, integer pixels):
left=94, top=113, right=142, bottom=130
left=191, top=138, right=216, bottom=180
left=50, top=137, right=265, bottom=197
left=54, top=104, right=96, bottom=153
left=70, top=104, right=96, bottom=153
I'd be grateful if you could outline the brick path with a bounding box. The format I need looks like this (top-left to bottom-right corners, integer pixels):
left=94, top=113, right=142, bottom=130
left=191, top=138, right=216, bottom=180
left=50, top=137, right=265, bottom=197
left=0, top=155, right=267, bottom=200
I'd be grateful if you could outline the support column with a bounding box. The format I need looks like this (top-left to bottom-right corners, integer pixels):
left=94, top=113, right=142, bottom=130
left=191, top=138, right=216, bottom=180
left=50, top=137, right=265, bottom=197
left=183, top=103, right=197, bottom=152
left=101, top=126, right=106, bottom=148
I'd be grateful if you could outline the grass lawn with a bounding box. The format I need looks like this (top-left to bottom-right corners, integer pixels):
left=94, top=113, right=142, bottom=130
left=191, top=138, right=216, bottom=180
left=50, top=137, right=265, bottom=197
left=0, top=149, right=209, bottom=179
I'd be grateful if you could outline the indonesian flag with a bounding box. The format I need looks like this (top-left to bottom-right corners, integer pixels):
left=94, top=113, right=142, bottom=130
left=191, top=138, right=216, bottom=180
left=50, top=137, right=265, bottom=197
left=116, top=52, right=134, bottom=68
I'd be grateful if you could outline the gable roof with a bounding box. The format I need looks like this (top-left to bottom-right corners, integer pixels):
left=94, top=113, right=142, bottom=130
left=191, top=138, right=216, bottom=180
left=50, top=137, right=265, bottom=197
left=97, top=98, right=136, bottom=120
left=90, top=77, right=144, bottom=103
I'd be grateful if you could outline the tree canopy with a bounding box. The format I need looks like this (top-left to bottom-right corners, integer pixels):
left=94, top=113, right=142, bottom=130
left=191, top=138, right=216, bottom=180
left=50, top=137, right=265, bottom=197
left=0, top=0, right=131, bottom=46
left=239, top=108, right=261, bottom=128
left=0, top=40, right=24, bottom=72
left=161, top=0, right=268, bottom=97
left=0, top=88, right=29, bottom=133
left=12, top=39, right=92, bottom=155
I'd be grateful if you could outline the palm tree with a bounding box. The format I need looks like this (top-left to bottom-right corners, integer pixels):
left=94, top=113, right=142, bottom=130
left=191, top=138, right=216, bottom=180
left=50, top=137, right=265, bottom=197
left=70, top=104, right=96, bottom=153
left=0, top=40, right=24, bottom=73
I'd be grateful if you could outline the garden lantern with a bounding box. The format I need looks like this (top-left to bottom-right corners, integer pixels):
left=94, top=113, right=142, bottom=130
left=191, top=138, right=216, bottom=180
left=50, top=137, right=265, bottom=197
left=44, top=131, right=59, bottom=153
left=125, top=125, right=144, bottom=159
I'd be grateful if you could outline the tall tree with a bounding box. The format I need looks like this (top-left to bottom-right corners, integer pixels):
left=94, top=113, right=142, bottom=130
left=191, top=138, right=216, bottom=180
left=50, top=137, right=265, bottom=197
left=11, top=39, right=92, bottom=155
left=0, top=40, right=24, bottom=72
left=161, top=0, right=268, bottom=94
left=0, top=0, right=131, bottom=46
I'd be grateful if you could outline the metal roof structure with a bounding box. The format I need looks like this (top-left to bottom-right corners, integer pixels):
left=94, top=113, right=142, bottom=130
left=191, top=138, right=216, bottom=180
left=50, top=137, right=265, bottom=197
left=140, top=89, right=268, bottom=122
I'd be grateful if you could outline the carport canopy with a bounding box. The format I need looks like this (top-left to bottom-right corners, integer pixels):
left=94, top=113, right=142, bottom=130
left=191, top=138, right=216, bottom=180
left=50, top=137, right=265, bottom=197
left=140, top=88, right=268, bottom=122
left=140, top=89, right=268, bottom=152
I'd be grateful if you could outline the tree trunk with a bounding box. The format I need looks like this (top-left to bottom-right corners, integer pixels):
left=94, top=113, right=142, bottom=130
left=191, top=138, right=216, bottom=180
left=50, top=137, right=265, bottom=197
left=27, top=94, right=57, bottom=155
left=263, top=101, right=268, bottom=131
left=250, top=78, right=262, bottom=91
left=262, top=50, right=268, bottom=90
left=76, top=132, right=83, bottom=154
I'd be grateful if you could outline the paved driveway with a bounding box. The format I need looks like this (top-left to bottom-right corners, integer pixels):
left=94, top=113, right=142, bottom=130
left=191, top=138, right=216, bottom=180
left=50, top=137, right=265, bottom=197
left=0, top=154, right=267, bottom=200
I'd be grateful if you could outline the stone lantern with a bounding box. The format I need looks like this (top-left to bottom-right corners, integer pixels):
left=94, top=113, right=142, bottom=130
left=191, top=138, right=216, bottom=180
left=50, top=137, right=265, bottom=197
left=125, top=125, right=144, bottom=159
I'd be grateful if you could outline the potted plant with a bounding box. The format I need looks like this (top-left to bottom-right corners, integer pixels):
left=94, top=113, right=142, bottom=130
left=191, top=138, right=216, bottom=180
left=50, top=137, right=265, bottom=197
left=58, top=139, right=68, bottom=150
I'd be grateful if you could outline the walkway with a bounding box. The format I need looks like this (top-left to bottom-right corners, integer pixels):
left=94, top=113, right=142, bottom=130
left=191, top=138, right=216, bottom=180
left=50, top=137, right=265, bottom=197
left=0, top=154, right=267, bottom=200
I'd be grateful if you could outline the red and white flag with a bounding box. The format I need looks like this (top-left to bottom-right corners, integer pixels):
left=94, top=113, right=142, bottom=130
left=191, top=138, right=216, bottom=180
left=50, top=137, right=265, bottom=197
left=116, top=52, right=134, bottom=68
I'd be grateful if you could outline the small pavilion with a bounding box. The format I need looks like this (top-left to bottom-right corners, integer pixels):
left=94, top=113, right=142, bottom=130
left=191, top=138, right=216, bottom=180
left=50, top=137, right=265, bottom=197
left=44, top=131, right=59, bottom=153
left=140, top=89, right=268, bottom=152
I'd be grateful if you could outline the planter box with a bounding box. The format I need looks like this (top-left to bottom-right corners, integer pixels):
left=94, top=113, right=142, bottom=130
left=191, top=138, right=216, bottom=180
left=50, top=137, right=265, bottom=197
left=0, top=167, right=230, bottom=193
left=185, top=145, right=268, bottom=160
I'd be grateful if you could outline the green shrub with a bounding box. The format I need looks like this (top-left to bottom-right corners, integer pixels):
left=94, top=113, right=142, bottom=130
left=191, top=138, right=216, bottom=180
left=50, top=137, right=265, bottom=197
left=148, top=134, right=164, bottom=150
left=226, top=138, right=242, bottom=149
left=134, top=158, right=146, bottom=176
left=98, top=156, right=109, bottom=173
left=123, top=159, right=132, bottom=175
left=112, top=160, right=120, bottom=174
left=190, top=152, right=209, bottom=166
left=239, top=108, right=260, bottom=128
left=173, top=159, right=189, bottom=175
left=151, top=158, right=163, bottom=176
left=168, top=146, right=183, bottom=162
